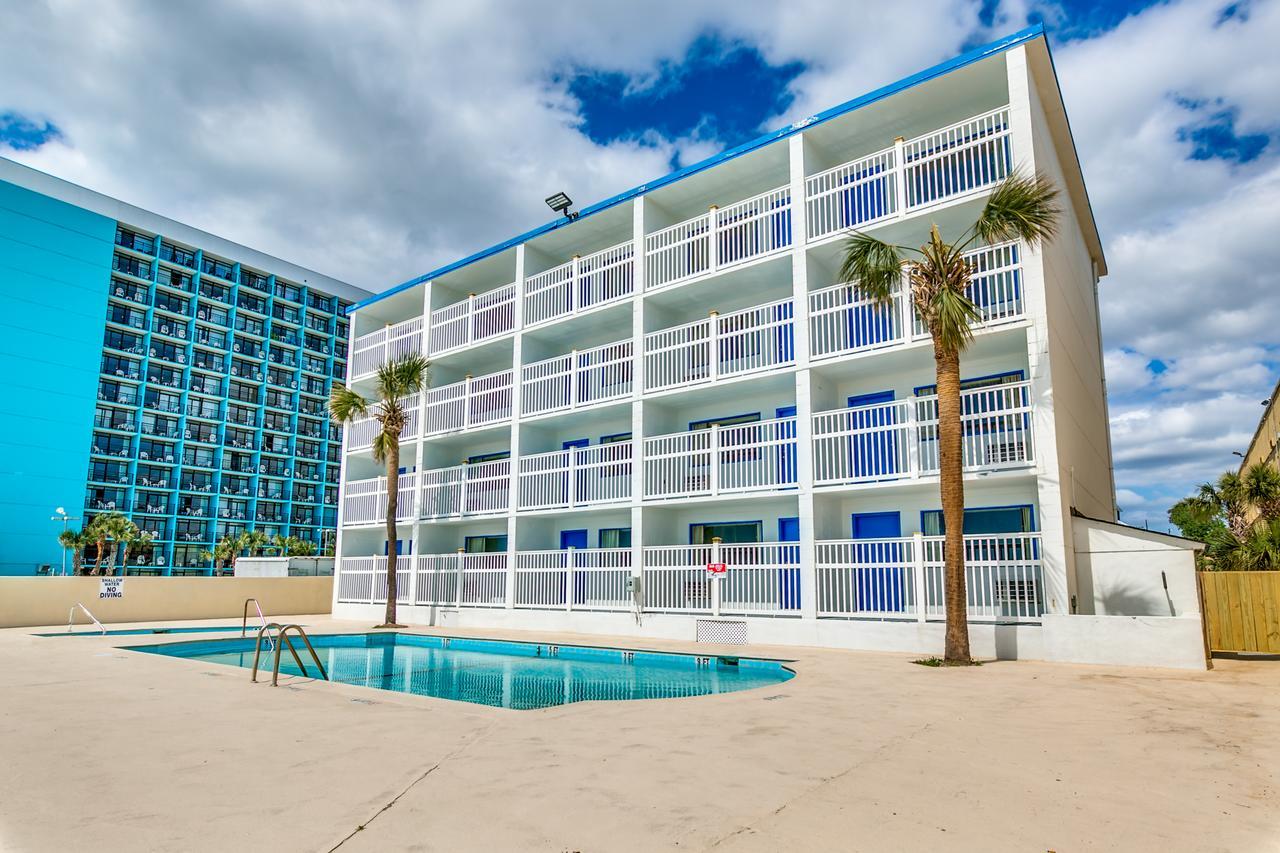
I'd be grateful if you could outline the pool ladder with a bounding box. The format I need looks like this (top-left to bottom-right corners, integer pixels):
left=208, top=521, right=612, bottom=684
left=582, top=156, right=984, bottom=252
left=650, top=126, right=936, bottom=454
left=250, top=623, right=328, bottom=687
left=67, top=602, right=106, bottom=635
left=241, top=598, right=272, bottom=650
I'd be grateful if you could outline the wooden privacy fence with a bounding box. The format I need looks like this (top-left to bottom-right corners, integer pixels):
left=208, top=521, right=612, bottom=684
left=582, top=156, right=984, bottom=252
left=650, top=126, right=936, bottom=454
left=1199, top=571, right=1280, bottom=653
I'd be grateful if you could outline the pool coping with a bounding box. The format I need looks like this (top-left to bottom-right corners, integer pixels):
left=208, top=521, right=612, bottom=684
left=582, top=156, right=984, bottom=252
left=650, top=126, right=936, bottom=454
left=116, top=628, right=799, bottom=712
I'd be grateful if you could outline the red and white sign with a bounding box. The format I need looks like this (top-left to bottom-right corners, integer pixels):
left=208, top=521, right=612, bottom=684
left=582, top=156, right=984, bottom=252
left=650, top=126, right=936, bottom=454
left=705, top=562, right=727, bottom=577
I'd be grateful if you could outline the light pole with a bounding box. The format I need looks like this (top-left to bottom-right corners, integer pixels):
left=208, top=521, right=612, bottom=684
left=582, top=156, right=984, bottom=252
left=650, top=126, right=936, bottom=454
left=51, top=507, right=82, bottom=577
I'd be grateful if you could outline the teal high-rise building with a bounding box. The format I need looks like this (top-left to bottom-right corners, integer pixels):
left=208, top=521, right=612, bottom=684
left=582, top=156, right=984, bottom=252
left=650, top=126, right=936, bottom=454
left=0, top=157, right=370, bottom=575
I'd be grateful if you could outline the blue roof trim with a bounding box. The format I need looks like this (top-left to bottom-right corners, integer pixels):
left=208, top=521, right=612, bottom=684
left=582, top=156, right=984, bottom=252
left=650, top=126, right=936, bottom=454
left=353, top=24, right=1046, bottom=313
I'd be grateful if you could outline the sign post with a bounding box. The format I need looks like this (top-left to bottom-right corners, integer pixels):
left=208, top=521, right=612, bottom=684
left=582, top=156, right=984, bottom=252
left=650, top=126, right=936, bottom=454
left=707, top=537, right=725, bottom=616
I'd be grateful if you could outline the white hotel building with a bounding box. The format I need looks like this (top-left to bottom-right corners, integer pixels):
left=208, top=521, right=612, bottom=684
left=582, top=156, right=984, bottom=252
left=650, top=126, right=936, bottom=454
left=332, top=28, right=1206, bottom=666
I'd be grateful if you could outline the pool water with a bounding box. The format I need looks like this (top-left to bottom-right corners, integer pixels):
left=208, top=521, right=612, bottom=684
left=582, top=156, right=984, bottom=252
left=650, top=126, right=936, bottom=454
left=38, top=626, right=277, bottom=637
left=129, top=633, right=794, bottom=710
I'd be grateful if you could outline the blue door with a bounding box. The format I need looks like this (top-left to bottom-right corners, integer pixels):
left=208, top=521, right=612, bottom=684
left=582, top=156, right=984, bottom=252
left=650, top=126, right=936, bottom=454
left=560, top=529, right=588, bottom=550
left=776, top=405, right=797, bottom=486
left=561, top=529, right=588, bottom=606
left=850, top=512, right=904, bottom=613
left=778, top=517, right=801, bottom=610
left=848, top=391, right=899, bottom=480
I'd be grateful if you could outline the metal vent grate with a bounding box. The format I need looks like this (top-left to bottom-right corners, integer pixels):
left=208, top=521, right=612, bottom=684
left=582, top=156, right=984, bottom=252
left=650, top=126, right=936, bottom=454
left=696, top=619, right=748, bottom=645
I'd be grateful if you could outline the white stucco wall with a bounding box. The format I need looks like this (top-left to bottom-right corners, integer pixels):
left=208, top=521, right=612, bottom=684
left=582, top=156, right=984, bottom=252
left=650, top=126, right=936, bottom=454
left=1041, top=615, right=1206, bottom=670
left=1072, top=517, right=1201, bottom=617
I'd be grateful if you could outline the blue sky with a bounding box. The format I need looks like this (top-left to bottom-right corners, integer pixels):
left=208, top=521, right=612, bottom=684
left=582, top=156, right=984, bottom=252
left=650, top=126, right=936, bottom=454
left=1, top=0, right=1277, bottom=531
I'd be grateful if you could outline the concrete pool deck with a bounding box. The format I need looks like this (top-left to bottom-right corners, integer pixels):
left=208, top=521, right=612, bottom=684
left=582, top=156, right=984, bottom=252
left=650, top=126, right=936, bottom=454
left=1, top=617, right=1277, bottom=852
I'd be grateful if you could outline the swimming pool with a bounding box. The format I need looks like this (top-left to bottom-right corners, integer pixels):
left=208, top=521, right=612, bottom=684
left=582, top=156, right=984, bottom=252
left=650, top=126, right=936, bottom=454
left=129, top=633, right=794, bottom=710
left=38, top=626, right=276, bottom=638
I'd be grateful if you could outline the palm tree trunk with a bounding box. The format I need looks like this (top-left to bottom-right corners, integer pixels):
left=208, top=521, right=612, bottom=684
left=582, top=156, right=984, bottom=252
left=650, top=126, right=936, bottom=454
left=384, top=440, right=401, bottom=626
left=934, top=342, right=971, bottom=663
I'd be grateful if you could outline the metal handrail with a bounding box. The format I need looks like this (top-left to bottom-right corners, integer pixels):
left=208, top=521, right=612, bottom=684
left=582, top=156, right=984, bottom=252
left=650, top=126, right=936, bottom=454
left=241, top=598, right=272, bottom=650
left=68, top=603, right=106, bottom=634
left=250, top=623, right=328, bottom=686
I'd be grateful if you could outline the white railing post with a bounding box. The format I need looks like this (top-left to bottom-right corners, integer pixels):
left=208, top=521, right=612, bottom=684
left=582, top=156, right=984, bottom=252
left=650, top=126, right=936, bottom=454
left=570, top=255, right=580, bottom=314
left=707, top=206, right=719, bottom=274
left=458, top=460, right=469, bottom=516
left=709, top=425, right=721, bottom=495
left=455, top=548, right=465, bottom=609
left=462, top=374, right=473, bottom=429
left=707, top=311, right=720, bottom=382
left=568, top=350, right=579, bottom=409
left=898, top=267, right=912, bottom=339
left=567, top=446, right=579, bottom=507
left=710, top=537, right=722, bottom=617
left=565, top=547, right=575, bottom=612
left=893, top=136, right=908, bottom=217
left=466, top=293, right=476, bottom=345
left=906, top=398, right=921, bottom=479
left=912, top=532, right=927, bottom=622
left=406, top=552, right=417, bottom=606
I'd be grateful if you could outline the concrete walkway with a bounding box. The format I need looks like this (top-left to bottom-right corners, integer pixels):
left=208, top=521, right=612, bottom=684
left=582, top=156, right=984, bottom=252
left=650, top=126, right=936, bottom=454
left=1, top=618, right=1277, bottom=852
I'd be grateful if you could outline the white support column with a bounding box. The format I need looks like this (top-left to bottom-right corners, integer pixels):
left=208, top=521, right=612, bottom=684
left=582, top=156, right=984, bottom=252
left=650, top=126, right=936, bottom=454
left=505, top=245, right=527, bottom=610
left=789, top=133, right=819, bottom=621
left=630, top=197, right=647, bottom=594
left=1006, top=44, right=1071, bottom=615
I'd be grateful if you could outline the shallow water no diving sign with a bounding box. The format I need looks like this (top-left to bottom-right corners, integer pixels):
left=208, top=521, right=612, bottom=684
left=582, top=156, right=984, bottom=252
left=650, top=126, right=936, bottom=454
left=99, top=578, right=124, bottom=599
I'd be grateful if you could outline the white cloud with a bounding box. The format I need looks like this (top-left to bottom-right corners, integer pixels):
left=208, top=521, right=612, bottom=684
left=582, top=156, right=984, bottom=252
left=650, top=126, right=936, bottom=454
left=2, top=0, right=1276, bottom=530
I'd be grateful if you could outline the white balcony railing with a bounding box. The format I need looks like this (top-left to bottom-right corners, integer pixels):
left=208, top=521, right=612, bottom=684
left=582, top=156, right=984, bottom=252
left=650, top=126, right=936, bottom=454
left=336, top=556, right=412, bottom=604
left=524, top=241, right=635, bottom=326
left=518, top=441, right=633, bottom=511
left=809, top=241, right=1025, bottom=362
left=423, top=369, right=513, bottom=435
left=341, top=473, right=419, bottom=526
left=816, top=532, right=1043, bottom=621
left=644, top=298, right=795, bottom=392
left=411, top=552, right=508, bottom=607
left=806, top=107, right=1012, bottom=242
left=641, top=543, right=801, bottom=616
left=645, top=186, right=792, bottom=290
left=419, top=459, right=510, bottom=518
left=350, top=317, right=424, bottom=381
left=346, top=394, right=421, bottom=452
left=428, top=283, right=517, bottom=354
left=521, top=339, right=633, bottom=416
left=644, top=417, right=797, bottom=500
left=336, top=535, right=1042, bottom=620
left=513, top=548, right=632, bottom=610
left=812, top=380, right=1034, bottom=486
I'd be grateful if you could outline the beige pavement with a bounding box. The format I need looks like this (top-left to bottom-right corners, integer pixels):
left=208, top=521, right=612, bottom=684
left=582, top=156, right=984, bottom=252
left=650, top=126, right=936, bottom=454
left=0, top=617, right=1277, bottom=852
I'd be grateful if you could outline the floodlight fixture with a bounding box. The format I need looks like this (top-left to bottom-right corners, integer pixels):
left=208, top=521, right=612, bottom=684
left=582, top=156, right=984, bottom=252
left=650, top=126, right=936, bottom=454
left=545, top=191, right=577, bottom=220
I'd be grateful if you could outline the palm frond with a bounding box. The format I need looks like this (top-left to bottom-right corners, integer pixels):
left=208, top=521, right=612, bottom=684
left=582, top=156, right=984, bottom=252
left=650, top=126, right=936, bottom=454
left=973, top=172, right=1060, bottom=248
left=377, top=354, right=430, bottom=401
left=927, top=285, right=983, bottom=352
left=838, top=233, right=903, bottom=304
left=329, top=386, right=370, bottom=423
left=370, top=429, right=396, bottom=466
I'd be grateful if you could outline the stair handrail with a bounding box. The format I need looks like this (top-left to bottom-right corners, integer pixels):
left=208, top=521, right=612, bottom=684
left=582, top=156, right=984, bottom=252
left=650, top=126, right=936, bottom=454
left=67, top=602, right=106, bottom=635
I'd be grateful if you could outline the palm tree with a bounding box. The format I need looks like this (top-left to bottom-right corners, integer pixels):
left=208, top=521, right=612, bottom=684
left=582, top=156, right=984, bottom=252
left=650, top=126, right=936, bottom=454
left=273, top=535, right=317, bottom=557
left=840, top=173, right=1061, bottom=663
left=291, top=538, right=318, bottom=557
left=330, top=354, right=430, bottom=627
left=202, top=536, right=240, bottom=576
left=240, top=529, right=270, bottom=559
left=57, top=529, right=93, bottom=576
left=1187, top=463, right=1280, bottom=541
left=99, top=514, right=137, bottom=577
left=86, top=513, right=118, bottom=576
left=121, top=527, right=154, bottom=572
